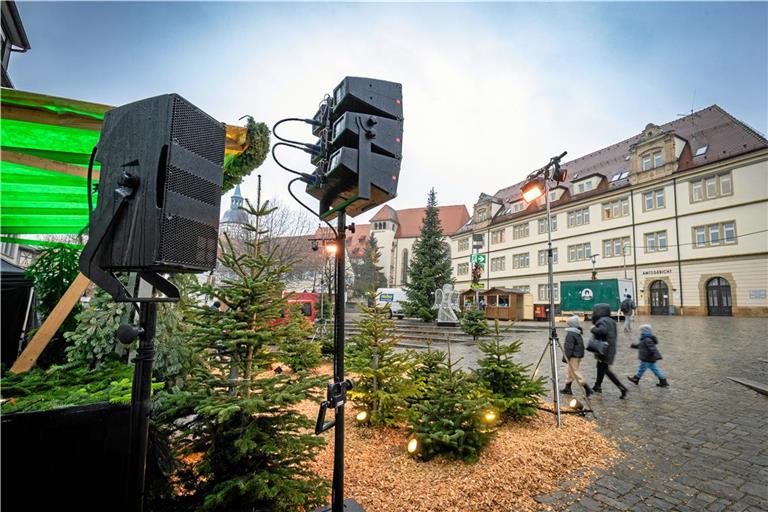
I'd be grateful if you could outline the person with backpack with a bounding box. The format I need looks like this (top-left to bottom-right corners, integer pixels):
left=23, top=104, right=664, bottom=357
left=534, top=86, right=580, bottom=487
left=628, top=324, right=669, bottom=387
left=588, top=303, right=628, bottom=399
left=560, top=315, right=593, bottom=396
left=620, top=294, right=636, bottom=333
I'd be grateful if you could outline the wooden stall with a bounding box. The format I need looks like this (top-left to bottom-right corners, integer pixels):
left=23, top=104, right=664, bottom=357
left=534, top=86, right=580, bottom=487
left=460, top=287, right=527, bottom=321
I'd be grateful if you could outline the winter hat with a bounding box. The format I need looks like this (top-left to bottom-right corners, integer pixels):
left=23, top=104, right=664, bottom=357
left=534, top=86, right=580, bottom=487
left=566, top=315, right=581, bottom=328
left=639, top=324, right=653, bottom=336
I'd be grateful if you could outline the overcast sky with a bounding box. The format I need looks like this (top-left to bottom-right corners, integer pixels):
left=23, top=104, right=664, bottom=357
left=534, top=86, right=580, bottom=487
left=12, top=1, right=768, bottom=226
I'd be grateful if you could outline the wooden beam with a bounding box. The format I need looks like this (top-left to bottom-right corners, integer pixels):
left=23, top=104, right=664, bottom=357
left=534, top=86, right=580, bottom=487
left=11, top=273, right=92, bottom=374
left=1, top=151, right=101, bottom=180
left=1, top=104, right=104, bottom=131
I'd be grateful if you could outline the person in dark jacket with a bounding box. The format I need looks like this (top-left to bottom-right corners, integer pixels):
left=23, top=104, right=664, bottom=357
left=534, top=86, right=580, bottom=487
left=590, top=303, right=628, bottom=399
left=628, top=324, right=669, bottom=387
left=560, top=315, right=593, bottom=396
left=620, top=294, right=636, bottom=333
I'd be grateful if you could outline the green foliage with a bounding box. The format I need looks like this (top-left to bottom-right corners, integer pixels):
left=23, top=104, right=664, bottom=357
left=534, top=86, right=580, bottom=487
left=222, top=116, right=270, bottom=193
left=160, top=200, right=327, bottom=511
left=0, top=360, right=163, bottom=413
left=65, top=287, right=129, bottom=368
left=153, top=274, right=198, bottom=388
left=25, top=245, right=82, bottom=366
left=408, top=343, right=495, bottom=462
left=403, top=188, right=453, bottom=322
left=351, top=233, right=387, bottom=298
left=347, top=299, right=420, bottom=426
left=278, top=305, right=322, bottom=372
left=460, top=307, right=489, bottom=340
left=474, top=321, right=546, bottom=420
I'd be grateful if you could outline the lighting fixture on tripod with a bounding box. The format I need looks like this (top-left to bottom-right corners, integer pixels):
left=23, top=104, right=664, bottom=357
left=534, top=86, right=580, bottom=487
left=521, top=177, right=545, bottom=203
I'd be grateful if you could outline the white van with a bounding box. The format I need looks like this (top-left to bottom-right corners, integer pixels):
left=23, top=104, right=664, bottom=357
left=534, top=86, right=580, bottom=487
left=375, top=288, right=407, bottom=319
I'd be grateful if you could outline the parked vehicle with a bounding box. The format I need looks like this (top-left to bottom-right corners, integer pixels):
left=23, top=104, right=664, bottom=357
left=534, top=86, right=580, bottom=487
left=559, top=279, right=634, bottom=319
left=283, top=291, right=320, bottom=324
left=375, top=287, right=406, bottom=319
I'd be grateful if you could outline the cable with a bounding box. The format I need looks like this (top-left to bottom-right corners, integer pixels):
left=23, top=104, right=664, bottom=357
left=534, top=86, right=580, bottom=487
left=271, top=142, right=318, bottom=181
left=87, top=145, right=98, bottom=218
left=288, top=177, right=337, bottom=238
left=272, top=117, right=323, bottom=147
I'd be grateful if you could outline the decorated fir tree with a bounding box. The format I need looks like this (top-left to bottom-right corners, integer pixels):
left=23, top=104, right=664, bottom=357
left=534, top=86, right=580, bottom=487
left=347, top=299, right=419, bottom=426
left=162, top=201, right=327, bottom=511
left=352, top=233, right=387, bottom=298
left=460, top=307, right=489, bottom=340
left=403, top=188, right=453, bottom=321
left=474, top=321, right=546, bottom=420
left=407, top=341, right=495, bottom=462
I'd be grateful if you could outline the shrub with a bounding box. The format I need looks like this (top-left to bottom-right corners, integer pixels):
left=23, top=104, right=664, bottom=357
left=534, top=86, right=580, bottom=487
left=461, top=307, right=489, bottom=340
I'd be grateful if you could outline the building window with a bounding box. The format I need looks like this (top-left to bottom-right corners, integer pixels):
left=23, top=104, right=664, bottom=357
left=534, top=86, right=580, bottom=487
left=491, top=256, right=506, bottom=272
left=538, top=283, right=560, bottom=302
left=690, top=172, right=733, bottom=202
left=693, top=222, right=737, bottom=248
left=513, top=285, right=530, bottom=294
left=602, top=197, right=629, bottom=220
left=537, top=216, right=558, bottom=233
left=401, top=249, right=408, bottom=284
left=653, top=151, right=663, bottom=168
left=457, top=262, right=469, bottom=275
left=643, top=188, right=665, bottom=211
left=509, top=201, right=526, bottom=213
left=603, top=237, right=631, bottom=258
left=644, top=231, right=668, bottom=253
left=512, top=222, right=529, bottom=240
left=567, top=242, right=592, bottom=262
left=575, top=180, right=593, bottom=194
left=538, top=248, right=558, bottom=266
left=1, top=242, right=15, bottom=257
left=476, top=208, right=489, bottom=221
left=458, top=238, right=470, bottom=252
left=491, top=229, right=505, bottom=244
left=642, top=155, right=652, bottom=171
left=512, top=253, right=529, bottom=269
left=567, top=207, right=590, bottom=227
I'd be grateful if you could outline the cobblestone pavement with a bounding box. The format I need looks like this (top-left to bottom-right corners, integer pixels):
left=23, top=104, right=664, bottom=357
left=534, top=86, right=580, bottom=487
left=413, top=315, right=768, bottom=511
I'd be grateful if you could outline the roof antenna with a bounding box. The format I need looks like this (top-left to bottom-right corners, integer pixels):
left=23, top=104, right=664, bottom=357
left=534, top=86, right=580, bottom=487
left=677, top=89, right=700, bottom=140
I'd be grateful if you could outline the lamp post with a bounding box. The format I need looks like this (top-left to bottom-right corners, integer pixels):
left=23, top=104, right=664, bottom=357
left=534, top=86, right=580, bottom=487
left=590, top=254, right=600, bottom=280
left=521, top=151, right=568, bottom=427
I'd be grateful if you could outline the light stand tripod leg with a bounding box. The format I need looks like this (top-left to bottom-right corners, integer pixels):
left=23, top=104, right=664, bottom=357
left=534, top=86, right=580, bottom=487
left=531, top=341, right=550, bottom=380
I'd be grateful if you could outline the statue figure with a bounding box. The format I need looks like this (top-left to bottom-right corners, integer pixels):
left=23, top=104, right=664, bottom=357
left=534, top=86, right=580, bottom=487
left=433, top=283, right=460, bottom=326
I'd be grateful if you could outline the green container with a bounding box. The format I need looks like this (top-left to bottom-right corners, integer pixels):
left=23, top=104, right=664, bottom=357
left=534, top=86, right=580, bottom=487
left=560, top=279, right=634, bottom=314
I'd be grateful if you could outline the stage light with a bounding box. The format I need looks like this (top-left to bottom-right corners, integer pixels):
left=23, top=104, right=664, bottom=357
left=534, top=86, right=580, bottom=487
left=355, top=410, right=370, bottom=425
left=325, top=243, right=338, bottom=255
left=481, top=409, right=498, bottom=425
left=521, top=178, right=545, bottom=203
left=406, top=436, right=421, bottom=457
left=568, top=398, right=584, bottom=411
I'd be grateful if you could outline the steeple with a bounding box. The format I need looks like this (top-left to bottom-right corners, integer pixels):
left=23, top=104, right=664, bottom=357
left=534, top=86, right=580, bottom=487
left=231, top=184, right=244, bottom=209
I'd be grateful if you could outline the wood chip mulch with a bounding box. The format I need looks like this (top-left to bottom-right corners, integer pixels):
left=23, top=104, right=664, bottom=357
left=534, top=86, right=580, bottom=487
left=297, top=365, right=621, bottom=512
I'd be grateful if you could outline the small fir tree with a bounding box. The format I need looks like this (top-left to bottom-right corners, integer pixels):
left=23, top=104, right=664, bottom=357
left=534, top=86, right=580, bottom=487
left=278, top=303, right=322, bottom=372
left=460, top=307, right=489, bottom=340
left=407, top=341, right=495, bottom=462
left=475, top=321, right=546, bottom=420
left=352, top=233, right=387, bottom=298
left=347, top=298, right=419, bottom=426
left=163, top=201, right=327, bottom=512
left=403, top=188, right=453, bottom=322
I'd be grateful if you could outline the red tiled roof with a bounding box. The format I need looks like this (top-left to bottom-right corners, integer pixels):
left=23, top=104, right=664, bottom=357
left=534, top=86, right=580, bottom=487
left=493, top=105, right=768, bottom=205
left=393, top=205, right=470, bottom=238
left=370, top=205, right=397, bottom=222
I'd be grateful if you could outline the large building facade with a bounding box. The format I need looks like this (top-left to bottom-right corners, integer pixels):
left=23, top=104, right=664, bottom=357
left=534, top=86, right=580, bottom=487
left=450, top=105, right=768, bottom=317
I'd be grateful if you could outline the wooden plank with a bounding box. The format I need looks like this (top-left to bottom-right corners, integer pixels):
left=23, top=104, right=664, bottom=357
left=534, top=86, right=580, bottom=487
left=1, top=151, right=101, bottom=180
left=11, top=273, right=92, bottom=374
left=0, top=87, right=111, bottom=119
left=1, top=104, right=104, bottom=131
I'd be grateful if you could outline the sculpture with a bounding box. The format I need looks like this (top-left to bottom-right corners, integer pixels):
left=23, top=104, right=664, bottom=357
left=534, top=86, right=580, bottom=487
left=433, top=283, right=460, bottom=326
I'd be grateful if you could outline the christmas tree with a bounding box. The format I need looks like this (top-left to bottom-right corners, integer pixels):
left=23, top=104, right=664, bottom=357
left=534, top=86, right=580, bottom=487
left=352, top=232, right=387, bottom=298
left=164, top=200, right=327, bottom=511
left=474, top=321, right=546, bottom=420
left=277, top=303, right=322, bottom=372
left=407, top=341, right=495, bottom=462
left=460, top=307, right=489, bottom=340
left=347, top=298, right=419, bottom=426
left=403, top=188, right=453, bottom=321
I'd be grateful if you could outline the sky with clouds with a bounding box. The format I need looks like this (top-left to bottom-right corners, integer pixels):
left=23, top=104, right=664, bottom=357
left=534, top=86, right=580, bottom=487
left=11, top=1, right=767, bottom=227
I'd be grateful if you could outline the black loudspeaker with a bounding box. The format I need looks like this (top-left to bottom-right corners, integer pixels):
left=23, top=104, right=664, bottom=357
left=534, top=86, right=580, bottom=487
left=80, top=94, right=225, bottom=300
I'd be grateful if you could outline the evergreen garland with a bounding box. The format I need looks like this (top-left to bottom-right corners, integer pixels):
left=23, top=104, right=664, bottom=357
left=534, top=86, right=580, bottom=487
left=222, top=116, right=270, bottom=193
left=403, top=188, right=453, bottom=322
left=474, top=321, right=546, bottom=420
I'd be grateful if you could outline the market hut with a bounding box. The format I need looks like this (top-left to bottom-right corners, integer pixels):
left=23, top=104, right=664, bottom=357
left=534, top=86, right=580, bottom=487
left=481, top=287, right=526, bottom=321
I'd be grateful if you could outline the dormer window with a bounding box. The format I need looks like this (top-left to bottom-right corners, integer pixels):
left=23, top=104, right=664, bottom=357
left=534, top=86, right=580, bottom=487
left=476, top=207, right=489, bottom=221
left=695, top=145, right=709, bottom=157
left=653, top=151, right=663, bottom=168
left=642, top=155, right=652, bottom=171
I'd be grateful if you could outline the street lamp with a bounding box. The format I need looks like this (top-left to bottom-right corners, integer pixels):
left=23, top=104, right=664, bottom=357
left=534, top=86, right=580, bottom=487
left=590, top=253, right=600, bottom=280
left=521, top=151, right=568, bottom=427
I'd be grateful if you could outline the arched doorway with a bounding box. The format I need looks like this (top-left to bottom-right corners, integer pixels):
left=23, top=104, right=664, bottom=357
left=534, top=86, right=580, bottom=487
left=649, top=280, right=669, bottom=315
left=706, top=277, right=732, bottom=316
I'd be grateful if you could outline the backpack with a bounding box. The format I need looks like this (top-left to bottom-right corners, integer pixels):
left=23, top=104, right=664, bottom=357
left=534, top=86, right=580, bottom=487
left=620, top=299, right=631, bottom=314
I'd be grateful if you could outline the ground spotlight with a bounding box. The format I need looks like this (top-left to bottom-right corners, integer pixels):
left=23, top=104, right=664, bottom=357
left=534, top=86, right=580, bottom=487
left=355, top=409, right=370, bottom=425
left=406, top=436, right=422, bottom=457
left=568, top=398, right=584, bottom=411
left=481, top=408, right=499, bottom=425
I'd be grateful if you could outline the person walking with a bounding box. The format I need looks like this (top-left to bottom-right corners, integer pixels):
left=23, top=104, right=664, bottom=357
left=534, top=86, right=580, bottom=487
left=628, top=324, right=669, bottom=387
left=589, top=303, right=628, bottom=399
left=620, top=294, right=636, bottom=333
left=560, top=315, right=593, bottom=396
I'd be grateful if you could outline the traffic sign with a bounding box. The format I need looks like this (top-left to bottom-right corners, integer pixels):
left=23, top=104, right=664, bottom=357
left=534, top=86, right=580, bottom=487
left=470, top=282, right=485, bottom=290
left=470, top=254, right=487, bottom=265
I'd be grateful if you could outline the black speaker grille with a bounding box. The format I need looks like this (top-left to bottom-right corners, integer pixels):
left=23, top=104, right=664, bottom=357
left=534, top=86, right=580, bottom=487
left=171, top=96, right=225, bottom=166
left=166, top=165, right=219, bottom=206
left=158, top=215, right=218, bottom=268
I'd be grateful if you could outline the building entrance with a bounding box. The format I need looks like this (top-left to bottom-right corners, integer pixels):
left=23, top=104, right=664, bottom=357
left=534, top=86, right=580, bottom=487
left=650, top=280, right=670, bottom=315
left=707, top=277, right=732, bottom=316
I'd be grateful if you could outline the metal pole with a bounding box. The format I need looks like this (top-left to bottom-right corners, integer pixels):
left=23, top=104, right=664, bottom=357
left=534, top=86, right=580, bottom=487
left=544, top=175, right=562, bottom=427
left=332, top=210, right=346, bottom=512
left=623, top=245, right=628, bottom=279
left=127, top=302, right=157, bottom=512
